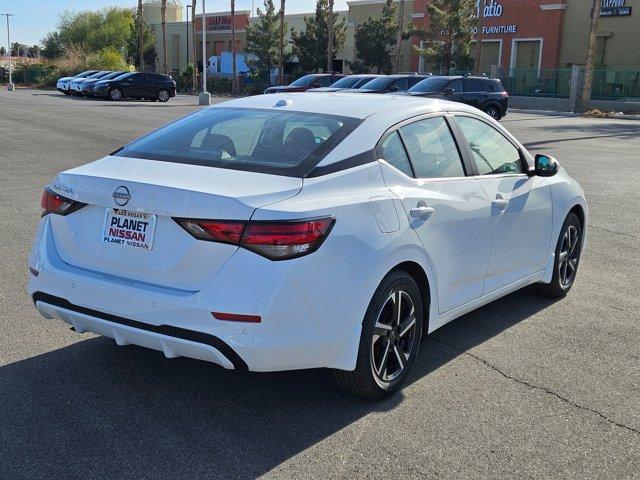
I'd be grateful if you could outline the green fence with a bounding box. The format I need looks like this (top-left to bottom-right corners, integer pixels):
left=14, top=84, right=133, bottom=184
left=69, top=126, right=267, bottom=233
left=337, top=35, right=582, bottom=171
left=496, top=68, right=640, bottom=100
left=590, top=69, right=640, bottom=100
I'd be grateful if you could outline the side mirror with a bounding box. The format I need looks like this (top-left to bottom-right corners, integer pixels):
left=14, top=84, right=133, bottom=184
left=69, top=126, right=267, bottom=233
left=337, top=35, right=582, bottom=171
left=533, top=154, right=559, bottom=177
left=443, top=87, right=454, bottom=95
left=387, top=85, right=400, bottom=92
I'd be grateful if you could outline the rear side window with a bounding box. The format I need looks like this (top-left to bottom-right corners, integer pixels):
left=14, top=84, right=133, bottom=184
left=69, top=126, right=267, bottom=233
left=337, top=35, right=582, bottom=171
left=378, top=131, right=413, bottom=177
left=116, top=107, right=360, bottom=177
left=394, top=78, right=409, bottom=90
left=447, top=79, right=463, bottom=93
left=319, top=76, right=332, bottom=87
left=463, top=79, right=484, bottom=92
left=399, top=117, right=465, bottom=178
left=455, top=116, right=523, bottom=175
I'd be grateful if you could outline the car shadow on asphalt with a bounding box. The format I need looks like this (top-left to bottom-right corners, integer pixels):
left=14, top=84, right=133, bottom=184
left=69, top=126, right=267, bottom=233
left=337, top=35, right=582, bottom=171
left=0, top=285, right=557, bottom=479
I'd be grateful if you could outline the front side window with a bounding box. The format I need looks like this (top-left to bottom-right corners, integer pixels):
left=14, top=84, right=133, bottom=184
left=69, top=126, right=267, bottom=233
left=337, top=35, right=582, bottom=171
left=290, top=75, right=317, bottom=87
left=377, top=131, right=413, bottom=177
left=399, top=117, right=465, bottom=178
left=116, top=108, right=360, bottom=177
left=360, top=77, right=393, bottom=91
left=447, top=79, right=463, bottom=93
left=330, top=76, right=361, bottom=89
left=409, top=77, right=448, bottom=93
left=455, top=116, right=524, bottom=175
left=393, top=78, right=409, bottom=90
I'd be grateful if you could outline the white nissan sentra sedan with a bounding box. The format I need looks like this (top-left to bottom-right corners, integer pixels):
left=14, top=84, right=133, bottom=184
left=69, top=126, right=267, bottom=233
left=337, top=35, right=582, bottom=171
left=29, top=93, right=587, bottom=399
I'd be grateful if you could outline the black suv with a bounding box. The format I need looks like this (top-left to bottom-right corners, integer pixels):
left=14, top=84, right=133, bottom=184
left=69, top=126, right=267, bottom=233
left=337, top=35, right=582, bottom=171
left=93, top=72, right=176, bottom=102
left=406, top=76, right=509, bottom=119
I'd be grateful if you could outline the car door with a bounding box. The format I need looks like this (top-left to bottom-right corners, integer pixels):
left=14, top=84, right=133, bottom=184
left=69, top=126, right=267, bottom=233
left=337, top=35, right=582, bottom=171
left=443, top=78, right=464, bottom=103
left=118, top=73, right=138, bottom=97
left=129, top=73, right=148, bottom=98
left=377, top=115, right=494, bottom=314
left=453, top=114, right=553, bottom=293
left=462, top=78, right=485, bottom=109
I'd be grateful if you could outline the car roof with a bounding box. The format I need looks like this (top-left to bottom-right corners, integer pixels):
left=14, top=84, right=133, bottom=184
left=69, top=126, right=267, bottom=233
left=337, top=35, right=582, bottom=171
left=215, top=91, right=479, bottom=120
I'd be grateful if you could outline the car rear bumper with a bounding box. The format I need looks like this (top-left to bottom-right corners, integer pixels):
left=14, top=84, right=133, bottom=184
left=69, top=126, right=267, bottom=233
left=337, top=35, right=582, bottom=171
left=28, top=216, right=366, bottom=372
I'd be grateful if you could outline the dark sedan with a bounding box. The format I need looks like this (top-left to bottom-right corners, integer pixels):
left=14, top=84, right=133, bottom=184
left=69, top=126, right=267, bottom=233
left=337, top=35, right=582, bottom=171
left=264, top=74, right=345, bottom=94
left=350, top=74, right=431, bottom=94
left=93, top=72, right=176, bottom=102
left=81, top=71, right=127, bottom=97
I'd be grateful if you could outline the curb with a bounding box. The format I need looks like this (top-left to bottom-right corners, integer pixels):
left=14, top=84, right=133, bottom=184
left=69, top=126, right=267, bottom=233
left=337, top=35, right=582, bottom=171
left=510, top=108, right=640, bottom=121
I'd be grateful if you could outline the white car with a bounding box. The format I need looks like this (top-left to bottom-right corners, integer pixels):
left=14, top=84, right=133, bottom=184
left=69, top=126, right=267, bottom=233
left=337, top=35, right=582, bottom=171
left=28, top=93, right=587, bottom=399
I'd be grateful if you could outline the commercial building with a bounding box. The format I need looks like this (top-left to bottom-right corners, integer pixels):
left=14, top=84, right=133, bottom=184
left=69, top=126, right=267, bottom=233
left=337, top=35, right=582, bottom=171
left=144, top=0, right=640, bottom=77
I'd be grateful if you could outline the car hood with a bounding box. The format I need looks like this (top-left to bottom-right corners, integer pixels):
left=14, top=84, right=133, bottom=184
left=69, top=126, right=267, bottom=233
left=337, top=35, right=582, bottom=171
left=307, top=87, right=344, bottom=92
left=348, top=89, right=381, bottom=94
left=406, top=91, right=441, bottom=97
left=267, top=85, right=306, bottom=92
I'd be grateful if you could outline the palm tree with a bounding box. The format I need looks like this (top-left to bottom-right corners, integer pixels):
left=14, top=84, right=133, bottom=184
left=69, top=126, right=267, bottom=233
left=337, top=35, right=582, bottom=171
left=278, top=0, right=285, bottom=85
left=192, top=0, right=197, bottom=90
left=231, top=0, right=237, bottom=95
left=394, top=0, right=405, bottom=73
left=161, top=0, right=168, bottom=74
left=138, top=0, right=144, bottom=70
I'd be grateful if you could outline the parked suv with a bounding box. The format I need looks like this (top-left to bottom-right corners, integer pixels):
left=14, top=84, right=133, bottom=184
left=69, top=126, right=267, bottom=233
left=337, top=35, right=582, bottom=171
left=81, top=71, right=126, bottom=97
left=407, top=75, right=509, bottom=119
left=93, top=72, right=176, bottom=102
left=264, top=74, right=345, bottom=94
left=307, top=74, right=380, bottom=92
left=56, top=70, right=99, bottom=95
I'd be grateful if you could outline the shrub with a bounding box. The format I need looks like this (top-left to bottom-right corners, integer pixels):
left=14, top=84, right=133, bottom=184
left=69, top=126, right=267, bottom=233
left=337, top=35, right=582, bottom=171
left=208, top=77, right=232, bottom=94
left=86, top=46, right=127, bottom=71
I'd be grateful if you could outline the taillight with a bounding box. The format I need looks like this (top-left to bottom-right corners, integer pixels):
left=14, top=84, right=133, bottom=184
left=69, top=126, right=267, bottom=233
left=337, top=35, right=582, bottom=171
left=40, top=188, right=86, bottom=216
left=173, top=217, right=335, bottom=260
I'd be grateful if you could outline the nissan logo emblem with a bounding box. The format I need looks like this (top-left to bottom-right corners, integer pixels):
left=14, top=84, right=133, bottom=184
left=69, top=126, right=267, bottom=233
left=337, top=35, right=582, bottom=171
left=112, top=186, right=131, bottom=207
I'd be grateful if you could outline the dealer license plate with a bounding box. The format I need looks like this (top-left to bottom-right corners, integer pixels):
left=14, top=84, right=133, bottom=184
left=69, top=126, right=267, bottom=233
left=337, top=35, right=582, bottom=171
left=103, top=208, right=156, bottom=251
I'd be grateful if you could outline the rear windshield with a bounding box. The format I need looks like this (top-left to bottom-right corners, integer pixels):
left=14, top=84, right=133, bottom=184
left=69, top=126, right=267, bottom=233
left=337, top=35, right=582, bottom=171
left=330, top=76, right=363, bottom=88
left=290, top=75, right=319, bottom=87
left=116, top=107, right=361, bottom=177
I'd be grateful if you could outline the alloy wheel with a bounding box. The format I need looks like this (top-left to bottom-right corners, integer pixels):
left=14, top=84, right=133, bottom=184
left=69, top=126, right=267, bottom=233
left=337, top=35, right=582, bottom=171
left=110, top=89, right=122, bottom=101
left=558, top=225, right=580, bottom=288
left=486, top=106, right=500, bottom=119
left=370, top=289, right=417, bottom=386
left=158, top=90, right=170, bottom=102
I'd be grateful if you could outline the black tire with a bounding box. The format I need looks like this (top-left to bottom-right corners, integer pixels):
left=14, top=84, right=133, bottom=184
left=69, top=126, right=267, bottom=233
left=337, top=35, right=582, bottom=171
left=109, top=87, right=123, bottom=101
left=333, top=270, right=424, bottom=400
left=157, top=89, right=170, bottom=102
left=63, top=91, right=70, bottom=96
left=483, top=104, right=502, bottom=120
left=538, top=212, right=583, bottom=298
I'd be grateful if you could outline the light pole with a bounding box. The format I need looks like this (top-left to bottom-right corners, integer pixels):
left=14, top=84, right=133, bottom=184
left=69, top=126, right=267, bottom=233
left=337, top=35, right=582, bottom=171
left=2, top=13, right=14, bottom=91
left=186, top=5, right=191, bottom=69
left=199, top=0, right=211, bottom=104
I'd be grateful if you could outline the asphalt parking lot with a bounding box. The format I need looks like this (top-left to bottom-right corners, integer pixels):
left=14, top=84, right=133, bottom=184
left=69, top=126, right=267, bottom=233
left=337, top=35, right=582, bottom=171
left=1, top=89, right=639, bottom=479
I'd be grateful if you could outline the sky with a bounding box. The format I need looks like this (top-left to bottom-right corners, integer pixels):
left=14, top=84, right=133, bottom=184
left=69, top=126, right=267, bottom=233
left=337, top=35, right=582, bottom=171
left=0, top=0, right=350, bottom=47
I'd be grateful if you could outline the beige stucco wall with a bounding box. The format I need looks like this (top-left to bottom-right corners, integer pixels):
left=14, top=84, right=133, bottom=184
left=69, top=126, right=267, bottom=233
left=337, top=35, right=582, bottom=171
left=559, top=0, right=640, bottom=69
left=142, top=3, right=183, bottom=25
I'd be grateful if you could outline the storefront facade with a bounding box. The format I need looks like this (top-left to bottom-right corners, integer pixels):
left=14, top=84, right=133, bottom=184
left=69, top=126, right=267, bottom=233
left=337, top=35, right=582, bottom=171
left=149, top=0, right=640, bottom=76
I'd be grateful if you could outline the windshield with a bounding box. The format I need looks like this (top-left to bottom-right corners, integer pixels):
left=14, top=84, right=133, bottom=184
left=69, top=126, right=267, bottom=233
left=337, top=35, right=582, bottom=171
left=355, top=77, right=377, bottom=88
left=329, top=76, right=362, bottom=89
left=86, top=71, right=110, bottom=79
left=360, top=77, right=393, bottom=90
left=290, top=75, right=318, bottom=87
left=110, top=72, right=133, bottom=81
left=409, top=77, right=449, bottom=93
left=116, top=107, right=361, bottom=177
left=99, top=71, right=125, bottom=81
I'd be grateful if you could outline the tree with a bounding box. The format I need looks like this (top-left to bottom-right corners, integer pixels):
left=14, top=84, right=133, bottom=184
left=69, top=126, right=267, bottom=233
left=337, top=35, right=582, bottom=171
left=394, top=0, right=406, bottom=72
left=126, top=10, right=156, bottom=70
left=353, top=0, right=398, bottom=74
left=231, top=0, right=237, bottom=95
left=86, top=46, right=128, bottom=70
left=291, top=0, right=346, bottom=73
left=579, top=0, right=602, bottom=112
left=415, top=0, right=475, bottom=73
left=41, top=32, right=64, bottom=59
left=28, top=45, right=41, bottom=58
left=278, top=0, right=285, bottom=84
left=57, top=8, right=133, bottom=54
left=138, top=0, right=144, bottom=70
left=0, top=47, right=5, bottom=57
left=161, top=0, right=168, bottom=74
left=246, top=0, right=285, bottom=82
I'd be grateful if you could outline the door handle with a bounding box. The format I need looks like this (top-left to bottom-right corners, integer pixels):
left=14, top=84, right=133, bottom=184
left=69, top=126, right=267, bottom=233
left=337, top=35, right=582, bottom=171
left=492, top=195, right=509, bottom=211
left=410, top=205, right=436, bottom=219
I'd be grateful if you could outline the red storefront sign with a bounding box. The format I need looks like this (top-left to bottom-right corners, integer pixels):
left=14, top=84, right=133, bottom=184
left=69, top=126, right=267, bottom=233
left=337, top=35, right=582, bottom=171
left=194, top=12, right=249, bottom=33
left=410, top=0, right=566, bottom=70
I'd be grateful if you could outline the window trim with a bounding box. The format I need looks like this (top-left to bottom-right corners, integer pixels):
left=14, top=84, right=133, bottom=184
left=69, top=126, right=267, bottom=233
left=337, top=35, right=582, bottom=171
left=375, top=112, right=475, bottom=181
left=451, top=112, right=529, bottom=177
